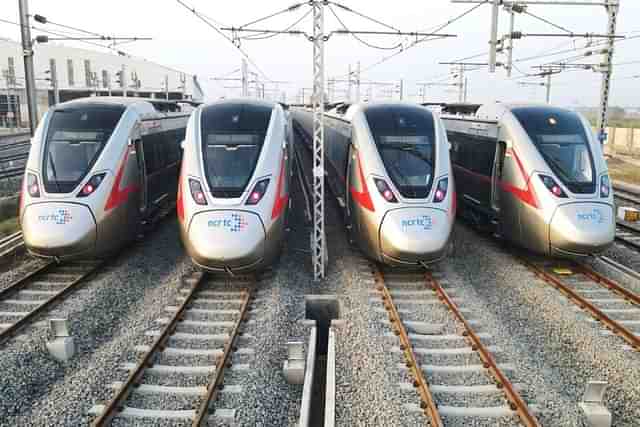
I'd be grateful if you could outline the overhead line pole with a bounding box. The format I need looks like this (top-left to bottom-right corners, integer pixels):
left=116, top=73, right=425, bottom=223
left=489, top=0, right=500, bottom=72
left=311, top=0, right=326, bottom=280
left=19, top=0, right=38, bottom=135
left=225, top=4, right=456, bottom=281
left=452, top=0, right=621, bottom=143
left=597, top=0, right=618, bottom=144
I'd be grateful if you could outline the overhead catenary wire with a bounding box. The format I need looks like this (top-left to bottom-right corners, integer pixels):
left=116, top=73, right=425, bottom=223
left=329, top=1, right=401, bottom=33
left=174, top=0, right=272, bottom=82
left=242, top=8, right=312, bottom=41
left=327, top=5, right=402, bottom=51
left=332, top=1, right=487, bottom=79
left=37, top=17, right=106, bottom=38
left=237, top=2, right=305, bottom=29
left=0, top=16, right=127, bottom=53
left=522, top=9, right=574, bottom=34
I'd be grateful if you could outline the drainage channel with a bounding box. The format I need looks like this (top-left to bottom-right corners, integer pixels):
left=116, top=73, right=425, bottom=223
left=300, top=295, right=339, bottom=427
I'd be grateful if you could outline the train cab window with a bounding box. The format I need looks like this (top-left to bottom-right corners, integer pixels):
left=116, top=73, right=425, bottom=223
left=364, top=105, right=435, bottom=199
left=512, top=107, right=595, bottom=194
left=43, top=104, right=125, bottom=193
left=200, top=103, right=272, bottom=198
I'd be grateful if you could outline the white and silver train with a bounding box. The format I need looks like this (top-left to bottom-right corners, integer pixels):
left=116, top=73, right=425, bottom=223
left=441, top=102, right=614, bottom=257
left=20, top=97, right=189, bottom=259
left=293, top=102, right=455, bottom=266
left=178, top=100, right=292, bottom=274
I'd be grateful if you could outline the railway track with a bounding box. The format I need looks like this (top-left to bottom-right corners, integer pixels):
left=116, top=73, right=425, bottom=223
left=0, top=259, right=103, bottom=344
left=90, top=271, right=256, bottom=426
left=616, top=222, right=640, bottom=252
left=613, top=188, right=640, bottom=251
left=0, top=231, right=25, bottom=259
left=370, top=264, right=541, bottom=426
left=521, top=258, right=640, bottom=352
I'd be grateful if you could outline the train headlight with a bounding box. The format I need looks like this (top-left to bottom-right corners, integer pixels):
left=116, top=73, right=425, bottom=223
left=189, top=179, right=208, bottom=205
left=600, top=175, right=611, bottom=198
left=539, top=175, right=567, bottom=198
left=77, top=173, right=106, bottom=197
left=246, top=179, right=270, bottom=205
left=374, top=178, right=398, bottom=203
left=27, top=173, right=40, bottom=198
left=433, top=178, right=449, bottom=203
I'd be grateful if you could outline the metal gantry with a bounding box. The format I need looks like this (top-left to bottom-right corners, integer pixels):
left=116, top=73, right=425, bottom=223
left=597, top=0, right=619, bottom=143
left=18, top=0, right=38, bottom=134
left=311, top=0, right=327, bottom=279
left=222, top=2, right=454, bottom=280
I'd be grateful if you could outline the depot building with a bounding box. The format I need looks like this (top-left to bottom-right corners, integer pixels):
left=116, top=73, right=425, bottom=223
left=0, top=38, right=204, bottom=128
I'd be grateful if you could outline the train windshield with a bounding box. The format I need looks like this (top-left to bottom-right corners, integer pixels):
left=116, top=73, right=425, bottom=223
left=512, top=107, right=595, bottom=193
left=364, top=105, right=435, bottom=198
left=43, top=104, right=125, bottom=193
left=200, top=103, right=272, bottom=198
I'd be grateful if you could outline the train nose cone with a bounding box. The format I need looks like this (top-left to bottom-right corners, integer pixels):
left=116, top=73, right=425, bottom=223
left=187, top=210, right=265, bottom=271
left=21, top=203, right=97, bottom=257
left=549, top=203, right=615, bottom=256
left=379, top=207, right=451, bottom=265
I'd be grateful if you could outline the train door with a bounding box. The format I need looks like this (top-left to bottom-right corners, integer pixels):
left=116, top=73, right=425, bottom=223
left=468, top=136, right=497, bottom=210
left=132, top=128, right=148, bottom=214
left=491, top=141, right=506, bottom=212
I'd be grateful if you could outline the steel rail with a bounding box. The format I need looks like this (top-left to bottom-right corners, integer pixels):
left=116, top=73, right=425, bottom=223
left=0, top=260, right=102, bottom=344
left=424, top=272, right=542, bottom=427
left=373, top=267, right=443, bottom=427
left=576, top=261, right=640, bottom=308
left=0, top=152, right=28, bottom=163
left=598, top=255, right=640, bottom=282
left=0, top=231, right=25, bottom=259
left=91, top=273, right=206, bottom=426
left=0, top=260, right=55, bottom=301
left=193, top=285, right=253, bottom=426
left=615, top=192, right=640, bottom=206
left=615, top=222, right=640, bottom=251
left=521, top=258, right=640, bottom=352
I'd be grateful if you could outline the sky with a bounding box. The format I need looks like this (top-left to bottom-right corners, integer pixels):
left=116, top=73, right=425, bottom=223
left=2, top=0, right=639, bottom=107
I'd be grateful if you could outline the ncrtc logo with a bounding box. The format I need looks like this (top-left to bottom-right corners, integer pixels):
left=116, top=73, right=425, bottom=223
left=208, top=213, right=249, bottom=232
left=401, top=215, right=434, bottom=230
left=38, top=209, right=73, bottom=225
left=577, top=209, right=604, bottom=224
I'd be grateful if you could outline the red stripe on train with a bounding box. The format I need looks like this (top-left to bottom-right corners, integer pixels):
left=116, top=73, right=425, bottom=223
left=105, top=147, right=140, bottom=211
left=271, top=152, right=289, bottom=220
left=349, top=151, right=375, bottom=212
left=176, top=164, right=185, bottom=221
left=453, top=148, right=538, bottom=209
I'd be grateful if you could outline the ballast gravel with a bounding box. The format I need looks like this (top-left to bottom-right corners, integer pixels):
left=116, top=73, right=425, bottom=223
left=0, top=220, right=193, bottom=426
left=449, top=224, right=640, bottom=426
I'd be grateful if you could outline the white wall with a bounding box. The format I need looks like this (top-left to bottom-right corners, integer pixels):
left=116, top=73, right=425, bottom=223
left=0, top=38, right=200, bottom=96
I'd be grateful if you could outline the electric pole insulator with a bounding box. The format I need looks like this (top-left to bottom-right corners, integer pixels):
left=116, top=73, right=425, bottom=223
left=510, top=31, right=523, bottom=40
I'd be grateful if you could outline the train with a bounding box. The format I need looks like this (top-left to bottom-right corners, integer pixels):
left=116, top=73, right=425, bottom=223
left=178, top=99, right=292, bottom=274
left=20, top=97, right=189, bottom=260
left=440, top=102, right=615, bottom=257
left=293, top=102, right=455, bottom=267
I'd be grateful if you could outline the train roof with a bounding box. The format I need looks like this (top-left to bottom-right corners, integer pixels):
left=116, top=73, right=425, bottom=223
left=53, top=96, right=195, bottom=114
left=200, top=99, right=279, bottom=110
left=437, top=102, right=581, bottom=122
